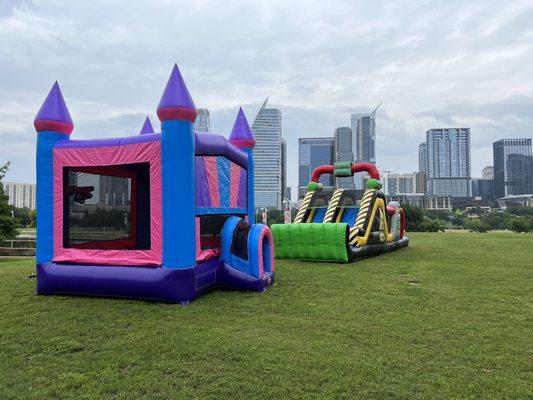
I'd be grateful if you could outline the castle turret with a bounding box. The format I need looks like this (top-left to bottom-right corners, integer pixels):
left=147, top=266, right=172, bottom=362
left=34, top=82, right=73, bottom=264
left=229, top=108, right=256, bottom=223
left=139, top=116, right=155, bottom=135
left=157, top=64, right=197, bottom=269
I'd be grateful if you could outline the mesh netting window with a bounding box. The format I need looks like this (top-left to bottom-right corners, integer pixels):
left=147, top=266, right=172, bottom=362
left=338, top=190, right=360, bottom=207
left=309, top=191, right=334, bottom=208
left=199, top=214, right=245, bottom=250
left=62, top=163, right=150, bottom=250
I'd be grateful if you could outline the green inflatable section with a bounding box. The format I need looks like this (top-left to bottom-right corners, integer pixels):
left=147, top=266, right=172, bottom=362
left=271, top=223, right=349, bottom=262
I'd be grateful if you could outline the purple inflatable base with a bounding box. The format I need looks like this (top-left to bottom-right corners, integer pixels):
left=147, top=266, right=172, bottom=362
left=36, top=259, right=273, bottom=304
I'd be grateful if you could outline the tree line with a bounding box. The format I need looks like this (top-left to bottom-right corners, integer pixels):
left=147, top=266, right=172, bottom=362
left=401, top=203, right=533, bottom=233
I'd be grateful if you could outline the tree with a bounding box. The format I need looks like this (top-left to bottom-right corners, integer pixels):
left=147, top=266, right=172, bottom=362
left=401, top=203, right=424, bottom=231
left=0, top=162, right=19, bottom=240
left=28, top=210, right=36, bottom=228
left=418, top=217, right=447, bottom=232
left=13, top=207, right=33, bottom=228
left=507, top=217, right=531, bottom=233
left=479, top=210, right=506, bottom=230
left=507, top=206, right=533, bottom=216
left=425, top=209, right=450, bottom=221
left=464, top=219, right=491, bottom=233
left=255, top=209, right=286, bottom=226
left=451, top=209, right=464, bottom=228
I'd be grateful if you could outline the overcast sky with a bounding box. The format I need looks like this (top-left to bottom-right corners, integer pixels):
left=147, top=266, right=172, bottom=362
left=1, top=0, right=533, bottom=198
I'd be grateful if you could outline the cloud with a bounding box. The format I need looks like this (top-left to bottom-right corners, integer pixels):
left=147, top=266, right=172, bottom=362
left=1, top=0, right=533, bottom=195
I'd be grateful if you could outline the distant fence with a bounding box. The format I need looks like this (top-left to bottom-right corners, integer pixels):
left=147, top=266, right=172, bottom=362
left=0, top=237, right=36, bottom=257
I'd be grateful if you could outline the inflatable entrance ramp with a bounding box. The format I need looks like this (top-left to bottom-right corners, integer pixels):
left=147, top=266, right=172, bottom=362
left=271, top=162, right=409, bottom=262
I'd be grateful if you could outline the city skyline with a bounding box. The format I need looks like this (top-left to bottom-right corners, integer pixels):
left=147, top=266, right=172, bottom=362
left=3, top=100, right=532, bottom=203
left=2, top=2, right=533, bottom=201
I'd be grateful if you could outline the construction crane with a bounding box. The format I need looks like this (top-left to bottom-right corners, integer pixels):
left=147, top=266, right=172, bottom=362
left=371, top=102, right=382, bottom=115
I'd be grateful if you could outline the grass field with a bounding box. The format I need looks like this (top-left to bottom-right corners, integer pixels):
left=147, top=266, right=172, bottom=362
left=0, top=232, right=532, bottom=399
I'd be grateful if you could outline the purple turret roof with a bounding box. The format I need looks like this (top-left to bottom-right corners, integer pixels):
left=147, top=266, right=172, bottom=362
left=229, top=107, right=255, bottom=149
left=157, top=63, right=197, bottom=123
left=139, top=116, right=155, bottom=135
left=34, top=81, right=74, bottom=134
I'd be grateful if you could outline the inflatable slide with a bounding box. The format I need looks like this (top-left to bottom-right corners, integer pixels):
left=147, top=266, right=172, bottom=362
left=271, top=162, right=409, bottom=262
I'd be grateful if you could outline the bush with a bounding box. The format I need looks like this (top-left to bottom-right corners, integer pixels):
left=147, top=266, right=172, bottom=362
left=507, top=217, right=531, bottom=233
left=464, top=219, right=491, bottom=233
left=418, top=218, right=447, bottom=232
left=479, top=210, right=506, bottom=230
left=507, top=206, right=533, bottom=216
left=425, top=210, right=450, bottom=221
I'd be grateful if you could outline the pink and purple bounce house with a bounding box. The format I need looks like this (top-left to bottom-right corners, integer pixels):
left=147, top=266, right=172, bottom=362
left=34, top=63, right=275, bottom=303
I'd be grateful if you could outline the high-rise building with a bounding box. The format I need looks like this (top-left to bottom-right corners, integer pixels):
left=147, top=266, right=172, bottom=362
left=471, top=179, right=495, bottom=199
left=386, top=173, right=416, bottom=195
left=334, top=127, right=355, bottom=189
left=351, top=112, right=376, bottom=164
left=281, top=138, right=287, bottom=201
left=1, top=182, right=36, bottom=210
left=252, top=99, right=283, bottom=209
left=415, top=172, right=427, bottom=194
left=418, top=143, right=427, bottom=173
left=426, top=128, right=471, bottom=197
left=298, top=137, right=334, bottom=198
left=482, top=166, right=494, bottom=179
left=493, top=138, right=532, bottom=197
left=507, top=154, right=533, bottom=195
left=194, top=108, right=211, bottom=133
left=351, top=112, right=376, bottom=189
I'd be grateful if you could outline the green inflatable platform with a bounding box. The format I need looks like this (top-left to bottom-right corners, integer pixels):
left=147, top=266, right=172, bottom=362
left=271, top=223, right=349, bottom=262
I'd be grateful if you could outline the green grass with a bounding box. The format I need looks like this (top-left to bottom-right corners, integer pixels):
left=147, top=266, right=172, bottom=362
left=0, top=232, right=532, bottom=399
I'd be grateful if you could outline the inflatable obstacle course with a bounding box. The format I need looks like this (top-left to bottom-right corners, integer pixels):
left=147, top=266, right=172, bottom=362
left=271, top=162, right=408, bottom=262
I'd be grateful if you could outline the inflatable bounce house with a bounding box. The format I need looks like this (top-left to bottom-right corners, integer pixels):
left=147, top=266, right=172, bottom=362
left=33, top=64, right=274, bottom=303
left=271, top=162, right=408, bottom=262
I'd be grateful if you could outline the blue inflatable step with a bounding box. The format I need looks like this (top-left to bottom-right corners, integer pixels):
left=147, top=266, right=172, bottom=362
left=220, top=216, right=275, bottom=279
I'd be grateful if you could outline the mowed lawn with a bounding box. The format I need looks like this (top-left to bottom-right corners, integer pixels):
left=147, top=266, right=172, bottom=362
left=0, top=233, right=531, bottom=399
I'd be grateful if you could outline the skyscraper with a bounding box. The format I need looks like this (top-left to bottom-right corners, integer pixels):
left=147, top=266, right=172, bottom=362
left=1, top=182, right=36, bottom=210
left=351, top=112, right=376, bottom=164
left=418, top=143, right=427, bottom=173
left=298, top=137, right=334, bottom=198
left=334, top=127, right=355, bottom=189
left=415, top=172, right=427, bottom=194
left=471, top=179, right=495, bottom=199
left=194, top=108, right=211, bottom=132
left=281, top=137, right=287, bottom=201
left=493, top=138, right=532, bottom=197
left=351, top=112, right=376, bottom=189
left=251, top=98, right=283, bottom=209
left=507, top=154, right=533, bottom=195
left=426, top=128, right=471, bottom=197
left=386, top=173, right=416, bottom=195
